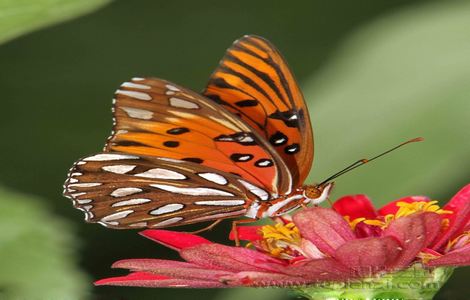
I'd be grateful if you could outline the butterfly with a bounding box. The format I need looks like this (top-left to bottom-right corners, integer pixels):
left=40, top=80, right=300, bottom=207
left=63, top=35, right=334, bottom=230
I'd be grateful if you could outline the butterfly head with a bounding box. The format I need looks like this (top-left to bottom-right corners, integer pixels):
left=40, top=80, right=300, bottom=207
left=302, top=182, right=334, bottom=205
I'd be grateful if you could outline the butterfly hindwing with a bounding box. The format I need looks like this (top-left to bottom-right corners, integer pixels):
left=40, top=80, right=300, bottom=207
left=63, top=152, right=271, bottom=228
left=203, top=35, right=314, bottom=188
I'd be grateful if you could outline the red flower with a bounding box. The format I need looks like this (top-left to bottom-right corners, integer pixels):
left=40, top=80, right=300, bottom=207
left=95, top=184, right=470, bottom=288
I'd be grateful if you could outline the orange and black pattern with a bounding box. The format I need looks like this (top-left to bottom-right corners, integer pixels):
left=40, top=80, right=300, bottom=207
left=204, top=35, right=313, bottom=188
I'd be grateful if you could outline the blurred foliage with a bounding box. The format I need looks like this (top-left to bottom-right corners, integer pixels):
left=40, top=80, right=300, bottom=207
left=306, top=1, right=470, bottom=206
left=0, top=0, right=111, bottom=45
left=0, top=0, right=469, bottom=299
left=0, top=186, right=90, bottom=299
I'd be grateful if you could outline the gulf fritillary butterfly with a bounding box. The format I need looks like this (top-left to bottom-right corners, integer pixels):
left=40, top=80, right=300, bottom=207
left=63, top=35, right=334, bottom=229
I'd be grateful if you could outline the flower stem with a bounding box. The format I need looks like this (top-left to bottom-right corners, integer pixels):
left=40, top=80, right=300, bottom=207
left=290, top=265, right=453, bottom=300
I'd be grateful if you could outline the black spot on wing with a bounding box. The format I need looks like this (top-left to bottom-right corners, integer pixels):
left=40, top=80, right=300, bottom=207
left=163, top=141, right=180, bottom=148
left=166, top=127, right=189, bottom=135
left=268, top=110, right=299, bottom=128
left=182, top=157, right=203, bottom=163
left=214, top=132, right=257, bottom=146
left=284, top=143, right=300, bottom=154
left=269, top=131, right=288, bottom=146
left=230, top=153, right=254, bottom=162
left=235, top=99, right=259, bottom=107
left=254, top=159, right=274, bottom=168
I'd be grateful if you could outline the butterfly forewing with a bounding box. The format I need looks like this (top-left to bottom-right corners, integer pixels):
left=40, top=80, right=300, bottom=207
left=63, top=152, right=265, bottom=228
left=203, top=35, right=314, bottom=188
left=105, top=77, right=292, bottom=196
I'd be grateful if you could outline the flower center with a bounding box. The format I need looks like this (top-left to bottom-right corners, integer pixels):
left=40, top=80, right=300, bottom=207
left=257, top=222, right=303, bottom=259
left=347, top=201, right=452, bottom=230
left=394, top=200, right=452, bottom=217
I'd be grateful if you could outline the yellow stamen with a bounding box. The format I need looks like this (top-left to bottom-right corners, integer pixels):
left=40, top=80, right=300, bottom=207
left=417, top=251, right=440, bottom=264
left=445, top=231, right=470, bottom=252
left=257, top=222, right=302, bottom=259
left=395, top=201, right=452, bottom=218
left=344, top=201, right=452, bottom=230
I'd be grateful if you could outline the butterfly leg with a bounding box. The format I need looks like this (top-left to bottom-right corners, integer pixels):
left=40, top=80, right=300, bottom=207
left=231, top=218, right=258, bottom=246
left=186, top=219, right=223, bottom=235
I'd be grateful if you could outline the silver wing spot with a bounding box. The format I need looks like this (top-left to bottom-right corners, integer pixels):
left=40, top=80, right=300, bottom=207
left=135, top=168, right=187, bottom=180
left=149, top=203, right=184, bottom=215
left=150, top=184, right=234, bottom=196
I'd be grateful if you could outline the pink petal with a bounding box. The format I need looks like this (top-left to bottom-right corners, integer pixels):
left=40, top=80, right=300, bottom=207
left=180, top=243, right=287, bottom=273
left=432, top=184, right=470, bottom=250
left=293, top=207, right=355, bottom=256
left=95, top=271, right=225, bottom=288
left=384, top=212, right=441, bottom=269
left=220, top=271, right=309, bottom=287
left=354, top=221, right=382, bottom=238
left=139, top=230, right=211, bottom=251
left=378, top=196, right=430, bottom=216
left=112, top=259, right=234, bottom=281
left=333, top=194, right=377, bottom=219
left=284, top=258, right=355, bottom=281
left=334, top=236, right=402, bottom=275
left=426, top=244, right=470, bottom=267
left=229, top=225, right=263, bottom=241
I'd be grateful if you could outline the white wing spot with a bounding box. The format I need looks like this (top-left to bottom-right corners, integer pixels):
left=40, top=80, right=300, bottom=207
left=116, top=89, right=152, bottom=101
left=194, top=200, right=245, bottom=206
left=77, top=199, right=92, bottom=204
left=102, top=165, right=136, bottom=174
left=165, top=90, right=176, bottom=95
left=85, top=153, right=139, bottom=161
left=98, top=221, right=118, bottom=227
left=116, top=129, right=128, bottom=134
left=68, top=183, right=102, bottom=188
left=82, top=205, right=93, bottom=211
left=135, top=168, right=186, bottom=180
left=68, top=178, right=78, bottom=183
left=101, top=210, right=134, bottom=222
left=239, top=180, right=269, bottom=200
left=121, top=82, right=151, bottom=89
left=111, top=187, right=143, bottom=197
left=121, top=107, right=154, bottom=120
left=149, top=203, right=184, bottom=215
left=197, top=172, right=228, bottom=185
left=152, top=217, right=183, bottom=227
left=238, top=155, right=252, bottom=161
left=165, top=84, right=180, bottom=91
left=77, top=161, right=87, bottom=165
left=132, top=77, right=145, bottom=81
left=71, top=172, right=82, bottom=176
left=150, top=184, right=234, bottom=196
left=112, top=198, right=151, bottom=207
left=129, top=222, right=148, bottom=227
left=169, top=97, right=199, bottom=109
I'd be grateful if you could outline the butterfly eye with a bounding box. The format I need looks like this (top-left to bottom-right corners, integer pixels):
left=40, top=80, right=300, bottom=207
left=303, top=186, right=322, bottom=200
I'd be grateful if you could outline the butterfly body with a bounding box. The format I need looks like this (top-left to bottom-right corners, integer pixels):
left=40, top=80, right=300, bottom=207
left=64, top=35, right=331, bottom=229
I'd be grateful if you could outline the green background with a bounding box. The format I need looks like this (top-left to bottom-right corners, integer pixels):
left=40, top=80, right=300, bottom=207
left=0, top=0, right=469, bottom=299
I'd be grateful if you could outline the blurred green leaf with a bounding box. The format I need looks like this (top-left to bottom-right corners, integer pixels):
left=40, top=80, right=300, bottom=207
left=0, top=0, right=111, bottom=45
left=304, top=0, right=470, bottom=204
left=0, top=186, right=90, bottom=299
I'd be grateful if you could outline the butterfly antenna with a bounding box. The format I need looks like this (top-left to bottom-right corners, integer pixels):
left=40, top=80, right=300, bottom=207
left=319, top=137, right=424, bottom=186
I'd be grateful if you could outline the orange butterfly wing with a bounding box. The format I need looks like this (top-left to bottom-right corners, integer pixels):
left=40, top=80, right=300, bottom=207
left=104, top=78, right=292, bottom=195
left=203, top=35, right=314, bottom=189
